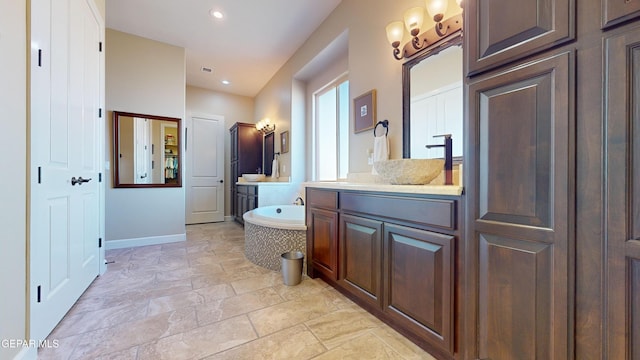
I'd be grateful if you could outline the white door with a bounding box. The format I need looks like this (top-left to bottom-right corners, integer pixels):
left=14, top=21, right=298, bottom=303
left=134, top=117, right=152, bottom=184
left=30, top=0, right=102, bottom=341
left=410, top=81, right=463, bottom=158
left=185, top=114, right=225, bottom=224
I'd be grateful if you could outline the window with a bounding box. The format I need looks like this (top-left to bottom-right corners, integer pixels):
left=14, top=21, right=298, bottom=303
left=314, top=77, right=349, bottom=181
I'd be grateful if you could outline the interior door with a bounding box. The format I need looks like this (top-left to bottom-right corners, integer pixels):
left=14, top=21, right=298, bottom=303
left=30, top=0, right=102, bottom=341
left=185, top=114, right=225, bottom=224
left=133, top=117, right=151, bottom=184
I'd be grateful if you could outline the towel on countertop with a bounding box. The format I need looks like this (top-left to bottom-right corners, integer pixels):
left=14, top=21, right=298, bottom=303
left=271, top=158, right=279, bottom=179
left=372, top=134, right=389, bottom=175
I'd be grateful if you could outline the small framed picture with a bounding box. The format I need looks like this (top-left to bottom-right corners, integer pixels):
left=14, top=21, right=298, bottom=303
left=280, top=131, right=289, bottom=154
left=353, top=89, right=377, bottom=133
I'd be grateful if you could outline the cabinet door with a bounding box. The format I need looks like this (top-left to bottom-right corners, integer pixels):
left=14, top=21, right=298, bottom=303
left=604, top=27, right=640, bottom=360
left=466, top=0, right=574, bottom=75
left=307, top=208, right=339, bottom=280
left=247, top=195, right=257, bottom=212
left=603, top=0, right=640, bottom=28
left=384, top=224, right=455, bottom=354
left=339, top=214, right=383, bottom=308
left=230, top=161, right=238, bottom=217
left=230, top=126, right=238, bottom=161
left=466, top=51, right=573, bottom=360
left=236, top=192, right=246, bottom=223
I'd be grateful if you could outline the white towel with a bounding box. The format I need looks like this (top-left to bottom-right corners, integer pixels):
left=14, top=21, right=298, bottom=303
left=372, top=135, right=389, bottom=174
left=271, top=158, right=279, bottom=179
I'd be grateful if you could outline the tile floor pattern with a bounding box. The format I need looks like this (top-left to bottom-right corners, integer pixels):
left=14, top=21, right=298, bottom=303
left=39, top=222, right=436, bottom=360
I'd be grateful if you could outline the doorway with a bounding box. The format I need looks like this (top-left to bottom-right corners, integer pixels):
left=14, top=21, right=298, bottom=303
left=185, top=114, right=225, bottom=224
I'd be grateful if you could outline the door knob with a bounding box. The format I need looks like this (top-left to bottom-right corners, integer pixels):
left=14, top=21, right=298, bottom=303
left=71, top=176, right=92, bottom=186
left=219, top=180, right=224, bottom=183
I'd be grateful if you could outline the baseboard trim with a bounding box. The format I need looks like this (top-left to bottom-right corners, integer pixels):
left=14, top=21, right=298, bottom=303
left=224, top=215, right=234, bottom=222
left=105, top=233, right=186, bottom=250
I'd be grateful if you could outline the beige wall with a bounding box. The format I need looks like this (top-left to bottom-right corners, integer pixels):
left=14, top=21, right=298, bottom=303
left=105, top=29, right=186, bottom=243
left=254, top=0, right=462, bottom=177
left=185, top=85, right=254, bottom=216
left=0, top=2, right=26, bottom=359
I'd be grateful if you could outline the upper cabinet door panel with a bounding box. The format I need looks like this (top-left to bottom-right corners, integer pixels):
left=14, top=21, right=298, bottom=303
left=469, top=50, right=573, bottom=237
left=466, top=0, right=575, bottom=75
left=603, top=0, right=640, bottom=29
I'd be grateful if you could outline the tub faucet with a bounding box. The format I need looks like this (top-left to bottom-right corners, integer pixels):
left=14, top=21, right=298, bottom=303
left=425, top=134, right=453, bottom=185
left=294, top=197, right=305, bottom=206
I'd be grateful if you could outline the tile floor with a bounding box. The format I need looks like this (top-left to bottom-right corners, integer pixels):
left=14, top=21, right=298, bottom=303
left=39, top=222, right=436, bottom=360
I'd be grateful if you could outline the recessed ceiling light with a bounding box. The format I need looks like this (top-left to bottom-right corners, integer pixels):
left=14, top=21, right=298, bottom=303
left=209, top=9, right=224, bottom=19
left=221, top=80, right=230, bottom=85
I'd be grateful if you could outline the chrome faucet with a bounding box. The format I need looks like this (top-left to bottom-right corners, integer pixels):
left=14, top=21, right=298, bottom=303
left=425, top=134, right=453, bottom=185
left=294, top=197, right=305, bottom=206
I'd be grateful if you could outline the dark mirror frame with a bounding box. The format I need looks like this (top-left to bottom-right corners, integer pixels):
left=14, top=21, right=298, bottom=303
left=113, top=111, right=182, bottom=188
left=402, top=32, right=463, bottom=158
left=263, top=131, right=275, bottom=176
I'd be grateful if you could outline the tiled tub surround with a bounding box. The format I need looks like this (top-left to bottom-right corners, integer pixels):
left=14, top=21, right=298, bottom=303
left=244, top=221, right=306, bottom=271
left=243, top=205, right=307, bottom=271
left=38, top=222, right=435, bottom=359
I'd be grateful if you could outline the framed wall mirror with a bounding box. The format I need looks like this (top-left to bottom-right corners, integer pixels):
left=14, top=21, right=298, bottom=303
left=113, top=111, right=182, bottom=188
left=402, top=32, right=463, bottom=159
left=263, top=131, right=275, bottom=176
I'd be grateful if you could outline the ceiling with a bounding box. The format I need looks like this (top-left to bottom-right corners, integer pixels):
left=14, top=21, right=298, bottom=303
left=106, top=0, right=343, bottom=98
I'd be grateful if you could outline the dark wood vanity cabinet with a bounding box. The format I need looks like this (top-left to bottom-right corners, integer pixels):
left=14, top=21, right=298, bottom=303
left=465, top=0, right=640, bottom=357
left=229, top=122, right=262, bottom=224
left=235, top=184, right=258, bottom=225
left=306, top=187, right=461, bottom=359
left=466, top=50, right=572, bottom=360
left=306, top=188, right=339, bottom=281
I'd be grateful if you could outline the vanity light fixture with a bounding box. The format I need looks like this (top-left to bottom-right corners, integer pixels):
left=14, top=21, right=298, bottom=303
left=256, top=118, right=275, bottom=133
left=426, top=0, right=449, bottom=36
left=386, top=0, right=463, bottom=60
left=404, top=7, right=425, bottom=49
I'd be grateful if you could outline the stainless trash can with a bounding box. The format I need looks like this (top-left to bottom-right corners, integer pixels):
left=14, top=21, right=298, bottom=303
left=281, top=251, right=304, bottom=286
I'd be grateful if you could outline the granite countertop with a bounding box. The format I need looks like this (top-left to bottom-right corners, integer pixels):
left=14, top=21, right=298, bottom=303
left=302, top=181, right=464, bottom=196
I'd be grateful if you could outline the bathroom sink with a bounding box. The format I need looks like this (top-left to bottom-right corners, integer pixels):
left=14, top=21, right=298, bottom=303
left=243, top=174, right=266, bottom=182
left=374, top=159, right=444, bottom=185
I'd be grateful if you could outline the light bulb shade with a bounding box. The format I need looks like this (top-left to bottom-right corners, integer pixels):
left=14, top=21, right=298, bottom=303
left=426, top=0, right=449, bottom=22
left=385, top=21, right=405, bottom=47
left=403, top=7, right=424, bottom=37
